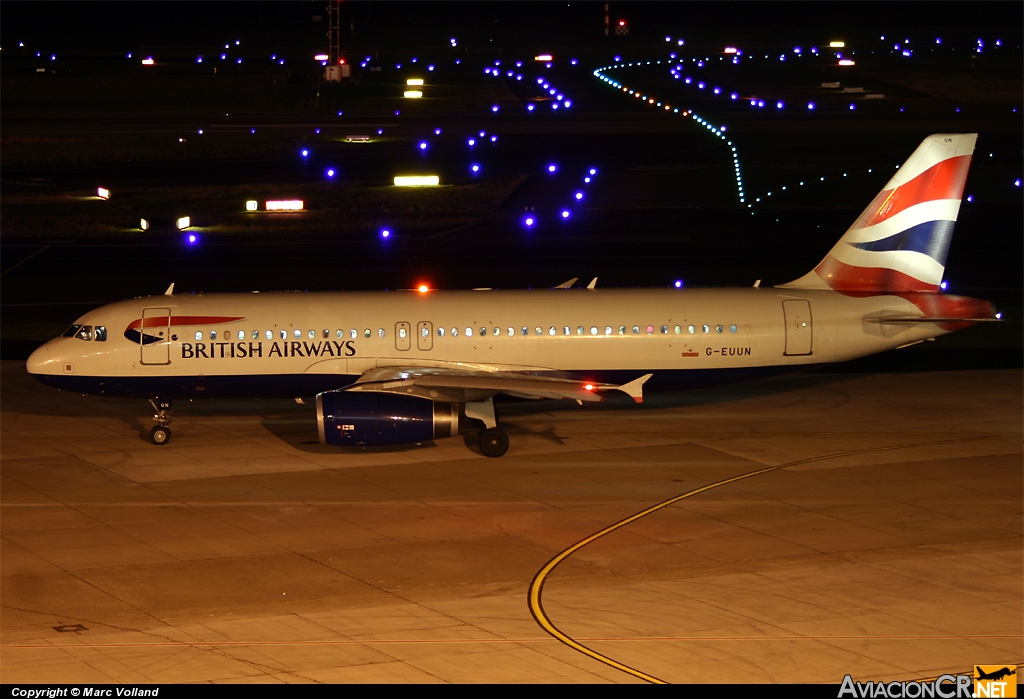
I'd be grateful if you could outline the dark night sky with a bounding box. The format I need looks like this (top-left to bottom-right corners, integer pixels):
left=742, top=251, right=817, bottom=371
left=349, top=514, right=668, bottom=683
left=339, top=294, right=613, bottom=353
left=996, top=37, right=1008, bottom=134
left=2, top=2, right=1021, bottom=52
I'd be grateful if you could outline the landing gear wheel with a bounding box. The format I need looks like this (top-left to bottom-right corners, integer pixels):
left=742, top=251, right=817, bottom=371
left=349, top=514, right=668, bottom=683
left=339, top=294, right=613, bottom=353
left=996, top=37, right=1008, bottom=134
left=479, top=428, right=509, bottom=458
left=150, top=425, right=171, bottom=445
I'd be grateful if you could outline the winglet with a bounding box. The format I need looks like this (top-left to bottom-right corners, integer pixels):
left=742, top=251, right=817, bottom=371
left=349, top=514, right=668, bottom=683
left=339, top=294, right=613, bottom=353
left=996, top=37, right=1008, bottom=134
left=587, top=277, right=598, bottom=290
left=554, top=277, right=578, bottom=289
left=617, top=373, right=652, bottom=404
left=164, top=283, right=175, bottom=296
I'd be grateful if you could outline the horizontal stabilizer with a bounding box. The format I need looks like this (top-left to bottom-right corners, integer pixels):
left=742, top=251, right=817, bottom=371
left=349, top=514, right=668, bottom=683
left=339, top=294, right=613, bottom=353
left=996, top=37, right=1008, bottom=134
left=553, top=278, right=578, bottom=289
left=865, top=316, right=1001, bottom=324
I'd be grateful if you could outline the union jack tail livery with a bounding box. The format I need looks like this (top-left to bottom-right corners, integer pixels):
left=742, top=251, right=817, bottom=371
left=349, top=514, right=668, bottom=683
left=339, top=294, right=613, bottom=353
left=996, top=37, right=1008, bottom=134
left=781, top=133, right=976, bottom=293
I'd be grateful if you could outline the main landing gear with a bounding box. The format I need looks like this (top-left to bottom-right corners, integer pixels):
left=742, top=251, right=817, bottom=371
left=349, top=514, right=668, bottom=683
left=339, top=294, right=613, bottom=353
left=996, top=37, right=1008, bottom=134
left=465, top=397, right=509, bottom=458
left=148, top=396, right=172, bottom=445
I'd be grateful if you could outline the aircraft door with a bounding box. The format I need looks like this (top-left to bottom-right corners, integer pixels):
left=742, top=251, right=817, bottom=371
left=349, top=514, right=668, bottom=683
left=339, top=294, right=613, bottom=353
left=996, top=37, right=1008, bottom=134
left=417, top=321, right=433, bottom=351
left=140, top=307, right=172, bottom=365
left=395, top=322, right=411, bottom=351
left=782, top=300, right=813, bottom=356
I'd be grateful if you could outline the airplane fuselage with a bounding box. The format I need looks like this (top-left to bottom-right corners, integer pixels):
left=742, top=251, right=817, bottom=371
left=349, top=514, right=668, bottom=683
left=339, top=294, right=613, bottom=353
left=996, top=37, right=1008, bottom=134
left=27, top=287, right=972, bottom=400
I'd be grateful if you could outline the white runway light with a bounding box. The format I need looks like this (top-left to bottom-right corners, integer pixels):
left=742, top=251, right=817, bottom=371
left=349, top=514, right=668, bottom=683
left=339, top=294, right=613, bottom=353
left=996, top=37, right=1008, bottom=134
left=394, top=176, right=439, bottom=187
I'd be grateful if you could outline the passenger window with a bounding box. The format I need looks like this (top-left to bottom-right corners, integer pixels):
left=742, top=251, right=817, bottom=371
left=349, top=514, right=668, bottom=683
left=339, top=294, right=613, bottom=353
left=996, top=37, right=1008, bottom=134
left=730, top=324, right=737, bottom=334
left=322, top=329, right=329, bottom=339
left=94, top=326, right=107, bottom=342
left=493, top=327, right=500, bottom=336
left=632, top=326, right=640, bottom=335
left=364, top=329, right=371, bottom=338
left=590, top=326, right=598, bottom=335
left=293, top=329, right=301, bottom=339
left=238, top=330, right=245, bottom=340
left=195, top=331, right=203, bottom=341
left=549, top=326, right=556, bottom=336
left=280, top=330, right=287, bottom=340
left=253, top=330, right=259, bottom=340
left=63, top=324, right=82, bottom=338
left=660, top=325, right=667, bottom=334
left=336, top=330, right=343, bottom=339
left=308, top=329, right=315, bottom=339
left=535, top=327, right=542, bottom=336
left=605, top=326, right=612, bottom=335
left=480, top=327, right=488, bottom=337
left=452, top=327, right=459, bottom=337
left=466, top=327, right=473, bottom=337
left=521, top=326, right=528, bottom=336
left=716, top=325, right=723, bottom=334
left=210, top=331, right=217, bottom=340
left=564, top=326, right=571, bottom=335
left=508, top=327, right=514, bottom=336
left=422, top=327, right=429, bottom=338
left=350, top=329, right=357, bottom=339
left=266, top=330, right=273, bottom=340
left=76, top=326, right=94, bottom=341
left=688, top=325, right=695, bottom=334
left=618, top=326, right=625, bottom=335
left=646, top=325, right=654, bottom=335
left=399, top=327, right=407, bottom=339
left=576, top=326, right=584, bottom=335
left=674, top=325, right=681, bottom=335
left=379, top=328, right=385, bottom=338
left=702, top=325, right=710, bottom=334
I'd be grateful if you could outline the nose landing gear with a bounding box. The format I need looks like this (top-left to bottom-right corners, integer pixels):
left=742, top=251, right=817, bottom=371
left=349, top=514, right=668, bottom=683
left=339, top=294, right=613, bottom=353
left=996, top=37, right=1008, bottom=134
left=148, top=396, right=172, bottom=445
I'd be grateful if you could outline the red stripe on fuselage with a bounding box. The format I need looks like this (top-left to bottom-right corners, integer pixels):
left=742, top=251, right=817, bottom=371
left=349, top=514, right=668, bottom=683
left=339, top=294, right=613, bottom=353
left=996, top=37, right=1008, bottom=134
left=127, top=315, right=245, bottom=330
left=849, top=155, right=972, bottom=230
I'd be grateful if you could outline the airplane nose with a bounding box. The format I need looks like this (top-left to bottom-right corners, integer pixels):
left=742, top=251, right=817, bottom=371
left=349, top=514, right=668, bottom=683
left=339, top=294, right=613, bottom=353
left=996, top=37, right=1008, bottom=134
left=26, top=344, right=52, bottom=375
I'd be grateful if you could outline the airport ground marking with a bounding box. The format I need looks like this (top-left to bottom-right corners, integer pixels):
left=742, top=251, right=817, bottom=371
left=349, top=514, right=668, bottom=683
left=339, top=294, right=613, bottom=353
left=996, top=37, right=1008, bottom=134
left=527, top=435, right=1001, bottom=685
left=2, top=245, right=50, bottom=276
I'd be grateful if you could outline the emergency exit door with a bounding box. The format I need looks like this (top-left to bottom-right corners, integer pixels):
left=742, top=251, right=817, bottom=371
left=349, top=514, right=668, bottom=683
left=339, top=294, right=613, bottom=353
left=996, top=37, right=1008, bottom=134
left=395, top=322, right=411, bottom=351
left=782, top=300, right=813, bottom=356
left=417, top=321, right=433, bottom=351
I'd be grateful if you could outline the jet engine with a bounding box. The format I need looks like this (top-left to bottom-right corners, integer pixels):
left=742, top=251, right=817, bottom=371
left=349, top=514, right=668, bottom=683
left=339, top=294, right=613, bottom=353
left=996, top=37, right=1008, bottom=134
left=316, top=390, right=461, bottom=447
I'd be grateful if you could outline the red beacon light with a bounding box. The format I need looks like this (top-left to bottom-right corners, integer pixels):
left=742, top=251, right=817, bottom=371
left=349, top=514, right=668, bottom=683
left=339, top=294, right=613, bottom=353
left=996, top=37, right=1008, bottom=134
left=417, top=285, right=430, bottom=293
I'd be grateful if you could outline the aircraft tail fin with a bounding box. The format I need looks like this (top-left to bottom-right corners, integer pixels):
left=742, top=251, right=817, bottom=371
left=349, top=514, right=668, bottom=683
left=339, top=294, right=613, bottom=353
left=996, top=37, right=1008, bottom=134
left=779, top=133, right=976, bottom=293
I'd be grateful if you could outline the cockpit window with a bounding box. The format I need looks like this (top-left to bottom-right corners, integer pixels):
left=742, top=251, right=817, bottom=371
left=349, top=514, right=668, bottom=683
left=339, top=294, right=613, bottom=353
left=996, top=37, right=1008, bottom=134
left=94, top=326, right=107, bottom=342
left=63, top=324, right=82, bottom=338
left=74, top=325, right=94, bottom=341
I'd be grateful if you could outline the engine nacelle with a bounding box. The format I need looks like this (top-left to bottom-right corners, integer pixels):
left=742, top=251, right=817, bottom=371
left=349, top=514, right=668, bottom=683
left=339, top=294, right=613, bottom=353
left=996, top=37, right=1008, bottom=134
left=316, top=390, right=461, bottom=447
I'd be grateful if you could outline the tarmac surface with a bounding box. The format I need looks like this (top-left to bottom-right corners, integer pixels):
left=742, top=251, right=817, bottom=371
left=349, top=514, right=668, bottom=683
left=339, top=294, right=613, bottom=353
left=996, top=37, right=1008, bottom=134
left=1, top=361, right=1020, bottom=683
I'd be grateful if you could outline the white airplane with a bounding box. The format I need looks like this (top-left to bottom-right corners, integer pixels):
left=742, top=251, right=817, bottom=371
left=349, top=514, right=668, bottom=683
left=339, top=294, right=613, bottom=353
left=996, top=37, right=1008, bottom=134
left=26, top=134, right=999, bottom=456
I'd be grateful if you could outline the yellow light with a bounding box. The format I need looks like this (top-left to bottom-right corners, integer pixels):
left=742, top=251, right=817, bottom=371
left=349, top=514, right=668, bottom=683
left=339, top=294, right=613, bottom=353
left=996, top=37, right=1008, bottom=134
left=175, top=216, right=191, bottom=230
left=535, top=54, right=553, bottom=61
left=314, top=54, right=329, bottom=61
left=394, top=175, right=439, bottom=187
left=406, top=78, right=424, bottom=86
left=265, top=200, right=304, bottom=211
left=403, top=90, right=423, bottom=98
left=829, top=41, right=845, bottom=48
left=724, top=47, right=738, bottom=54
left=245, top=200, right=258, bottom=211
left=96, top=187, right=110, bottom=199
left=141, top=58, right=154, bottom=65
left=140, top=218, right=149, bottom=231
left=418, top=285, right=429, bottom=293
left=838, top=59, right=856, bottom=66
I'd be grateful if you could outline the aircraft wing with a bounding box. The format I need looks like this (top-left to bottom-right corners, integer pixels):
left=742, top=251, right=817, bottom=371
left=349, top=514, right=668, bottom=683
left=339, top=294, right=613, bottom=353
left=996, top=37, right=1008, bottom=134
left=344, top=366, right=651, bottom=403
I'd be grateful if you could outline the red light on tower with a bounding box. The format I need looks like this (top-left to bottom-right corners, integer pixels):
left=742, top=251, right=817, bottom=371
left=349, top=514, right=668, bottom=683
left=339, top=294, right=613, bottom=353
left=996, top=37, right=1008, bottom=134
left=338, top=58, right=345, bottom=64
left=619, top=20, right=625, bottom=26
left=417, top=284, right=429, bottom=293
